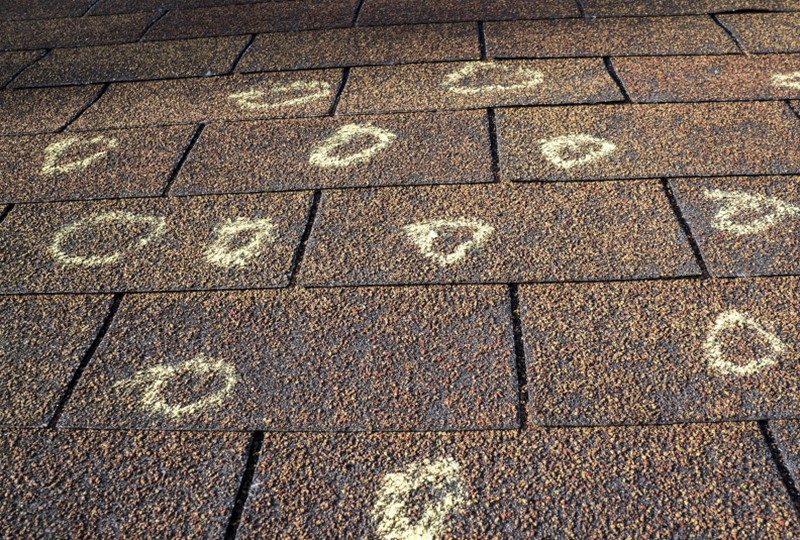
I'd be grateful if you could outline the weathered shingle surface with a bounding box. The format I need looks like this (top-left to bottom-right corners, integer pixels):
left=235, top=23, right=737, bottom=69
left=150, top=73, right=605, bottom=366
left=4, top=1, right=800, bottom=537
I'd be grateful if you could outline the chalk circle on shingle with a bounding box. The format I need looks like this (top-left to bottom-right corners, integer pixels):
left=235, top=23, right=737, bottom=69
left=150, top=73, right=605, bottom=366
left=372, top=456, right=466, bottom=540
left=704, top=309, right=786, bottom=377
left=49, top=211, right=166, bottom=267
left=228, top=80, right=332, bottom=110
left=113, top=354, right=238, bottom=419
left=539, top=134, right=617, bottom=170
left=704, top=188, right=800, bottom=236
left=40, top=136, right=119, bottom=176
left=204, top=216, right=276, bottom=269
left=309, top=123, right=397, bottom=168
left=772, top=71, right=800, bottom=90
left=441, top=61, right=544, bottom=95
left=403, top=218, right=494, bottom=267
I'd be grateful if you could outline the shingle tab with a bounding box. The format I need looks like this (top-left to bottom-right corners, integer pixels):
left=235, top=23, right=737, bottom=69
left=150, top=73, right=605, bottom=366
left=237, top=23, right=480, bottom=72
left=717, top=12, right=800, bottom=52
left=584, top=0, right=800, bottom=17
left=237, top=424, right=799, bottom=537
left=0, top=85, right=101, bottom=134
left=0, top=13, right=158, bottom=51
left=71, top=70, right=343, bottom=129
left=173, top=111, right=492, bottom=195
left=497, top=102, right=800, bottom=181
left=61, top=286, right=518, bottom=431
left=0, top=429, right=248, bottom=537
left=298, top=182, right=699, bottom=286
left=671, top=176, right=800, bottom=277
left=0, top=126, right=195, bottom=203
left=522, top=277, right=800, bottom=425
left=357, top=0, right=579, bottom=25
left=486, top=16, right=737, bottom=58
left=0, top=295, right=112, bottom=427
left=0, top=50, right=41, bottom=86
left=0, top=0, right=94, bottom=20
left=143, top=0, right=359, bottom=41
left=0, top=191, right=311, bottom=292
left=10, top=36, right=249, bottom=87
left=338, top=58, right=623, bottom=114
left=615, top=54, right=800, bottom=102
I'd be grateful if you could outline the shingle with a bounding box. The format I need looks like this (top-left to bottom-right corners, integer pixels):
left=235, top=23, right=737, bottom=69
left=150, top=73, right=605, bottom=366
left=60, top=286, right=518, bottom=431
left=0, top=85, right=101, bottom=134
left=71, top=70, right=342, bottom=129
left=0, top=191, right=312, bottom=292
left=357, top=0, right=579, bottom=26
left=583, top=0, right=800, bottom=17
left=0, top=429, right=248, bottom=537
left=237, top=424, right=799, bottom=537
left=237, top=23, right=480, bottom=72
left=298, top=182, right=699, bottom=286
left=0, top=126, right=195, bottom=202
left=173, top=111, right=492, bottom=194
left=338, top=58, right=622, bottom=114
left=671, top=176, right=800, bottom=277
left=10, top=36, right=249, bottom=87
left=486, top=16, right=737, bottom=58
left=143, top=0, right=358, bottom=41
left=523, top=277, right=800, bottom=425
left=717, top=12, right=800, bottom=52
left=497, top=102, right=800, bottom=181
left=0, top=12, right=158, bottom=51
left=0, top=0, right=93, bottom=20
left=0, top=50, right=42, bottom=86
left=0, top=295, right=112, bottom=427
left=615, top=54, right=800, bottom=102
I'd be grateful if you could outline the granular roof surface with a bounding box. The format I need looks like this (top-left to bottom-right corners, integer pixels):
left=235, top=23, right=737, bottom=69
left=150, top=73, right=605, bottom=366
left=4, top=0, right=800, bottom=537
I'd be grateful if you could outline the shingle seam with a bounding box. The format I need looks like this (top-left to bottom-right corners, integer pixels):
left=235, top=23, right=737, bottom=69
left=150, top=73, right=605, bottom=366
left=1, top=48, right=49, bottom=89
left=223, top=431, right=265, bottom=540
left=509, top=284, right=528, bottom=431
left=661, top=179, right=710, bottom=279
left=487, top=108, right=501, bottom=182
left=477, top=21, right=488, bottom=59
left=161, top=123, right=205, bottom=196
left=46, top=292, right=123, bottom=429
left=352, top=0, right=366, bottom=25
left=603, top=56, right=631, bottom=102
left=229, top=33, right=256, bottom=73
left=329, top=67, right=351, bottom=115
left=137, top=10, right=170, bottom=41
left=80, top=0, right=104, bottom=17
left=758, top=420, right=800, bottom=522
left=288, top=190, right=321, bottom=287
left=710, top=13, right=747, bottom=54
left=58, top=82, right=109, bottom=132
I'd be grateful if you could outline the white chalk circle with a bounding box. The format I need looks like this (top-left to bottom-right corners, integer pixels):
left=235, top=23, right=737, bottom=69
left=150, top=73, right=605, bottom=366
left=228, top=80, right=331, bottom=110
left=204, top=216, right=276, bottom=268
left=539, top=133, right=617, bottom=170
left=772, top=71, right=800, bottom=90
left=403, top=218, right=494, bottom=267
left=49, top=210, right=166, bottom=267
left=372, top=456, right=466, bottom=540
left=704, top=188, right=800, bottom=235
left=113, top=354, right=238, bottom=418
left=41, top=136, right=119, bottom=176
left=441, top=61, right=544, bottom=95
left=309, top=123, right=397, bottom=168
left=704, top=309, right=786, bottom=377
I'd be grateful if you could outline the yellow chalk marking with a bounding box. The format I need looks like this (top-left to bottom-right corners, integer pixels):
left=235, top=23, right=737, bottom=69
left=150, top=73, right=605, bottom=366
left=772, top=71, right=800, bottom=90
left=40, top=136, right=119, bottom=176
left=228, top=80, right=331, bottom=110
left=704, top=188, right=800, bottom=235
left=372, top=456, right=466, bottom=540
left=309, top=123, right=396, bottom=168
left=114, top=354, right=238, bottom=418
left=441, top=61, right=543, bottom=94
left=49, top=211, right=166, bottom=267
left=403, top=218, right=494, bottom=267
left=704, top=310, right=786, bottom=377
left=539, top=134, right=616, bottom=169
left=204, top=216, right=276, bottom=268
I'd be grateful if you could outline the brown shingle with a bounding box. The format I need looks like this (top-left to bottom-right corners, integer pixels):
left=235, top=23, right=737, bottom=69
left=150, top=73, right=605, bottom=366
left=717, top=11, right=800, bottom=52
left=357, top=0, right=579, bottom=25
left=0, top=85, right=101, bottom=134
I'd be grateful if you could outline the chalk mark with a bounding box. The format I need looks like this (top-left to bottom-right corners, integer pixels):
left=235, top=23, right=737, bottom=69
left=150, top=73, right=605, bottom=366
left=403, top=218, right=494, bottom=267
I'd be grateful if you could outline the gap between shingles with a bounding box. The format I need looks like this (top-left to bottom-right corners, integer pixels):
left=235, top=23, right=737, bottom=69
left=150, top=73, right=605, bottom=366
left=661, top=178, right=711, bottom=279
left=603, top=56, right=631, bottom=102
left=509, top=284, right=529, bottom=431
left=58, top=82, right=109, bottom=132
left=352, top=0, right=366, bottom=26
left=1, top=49, right=50, bottom=90
left=329, top=67, right=351, bottom=115
left=46, top=293, right=124, bottom=429
left=486, top=108, right=501, bottom=182
left=161, top=123, right=205, bottom=196
left=758, top=420, right=800, bottom=522
left=229, top=34, right=256, bottom=74
left=288, top=190, right=321, bottom=287
left=223, top=430, right=265, bottom=540
left=477, top=21, right=488, bottom=60
left=138, top=10, right=170, bottom=41
left=710, top=13, right=748, bottom=54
